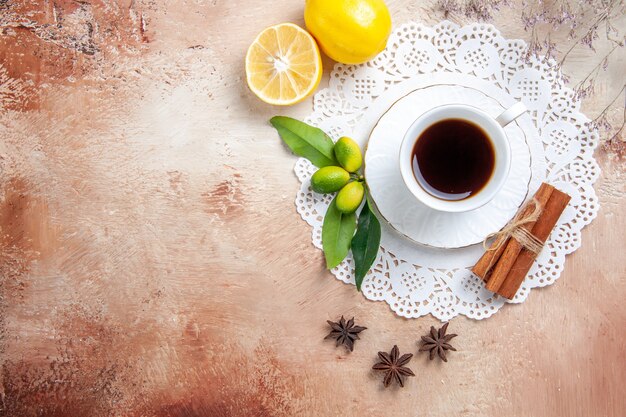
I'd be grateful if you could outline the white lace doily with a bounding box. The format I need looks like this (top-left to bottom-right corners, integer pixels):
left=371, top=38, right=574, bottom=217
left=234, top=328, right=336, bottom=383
left=294, top=21, right=600, bottom=320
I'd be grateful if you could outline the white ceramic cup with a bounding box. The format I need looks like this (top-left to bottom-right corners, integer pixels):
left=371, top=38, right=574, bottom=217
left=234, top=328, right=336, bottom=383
left=399, top=102, right=526, bottom=213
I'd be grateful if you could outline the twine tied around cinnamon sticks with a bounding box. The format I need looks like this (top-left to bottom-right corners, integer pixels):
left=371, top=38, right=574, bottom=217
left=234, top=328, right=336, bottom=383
left=482, top=198, right=544, bottom=256
left=472, top=183, right=571, bottom=299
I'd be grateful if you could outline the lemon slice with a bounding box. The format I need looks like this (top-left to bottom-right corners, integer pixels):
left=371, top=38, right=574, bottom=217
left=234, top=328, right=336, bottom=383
left=246, top=23, right=322, bottom=106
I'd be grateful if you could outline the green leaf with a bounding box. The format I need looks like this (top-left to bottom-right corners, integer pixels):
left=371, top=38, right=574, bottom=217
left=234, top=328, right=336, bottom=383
left=351, top=199, right=381, bottom=291
left=322, top=195, right=357, bottom=269
left=270, top=116, right=337, bottom=167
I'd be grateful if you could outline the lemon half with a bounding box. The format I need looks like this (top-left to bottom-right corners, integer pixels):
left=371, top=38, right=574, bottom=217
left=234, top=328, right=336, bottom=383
left=245, top=23, right=322, bottom=106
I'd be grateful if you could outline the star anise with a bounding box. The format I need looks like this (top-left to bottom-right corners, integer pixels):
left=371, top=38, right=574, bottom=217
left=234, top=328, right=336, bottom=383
left=325, top=316, right=366, bottom=352
left=372, top=345, right=415, bottom=387
left=419, top=322, right=457, bottom=362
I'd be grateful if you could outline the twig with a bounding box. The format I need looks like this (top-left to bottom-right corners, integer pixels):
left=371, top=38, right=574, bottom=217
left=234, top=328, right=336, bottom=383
left=592, top=84, right=626, bottom=124
left=572, top=42, right=621, bottom=98
left=559, top=10, right=609, bottom=65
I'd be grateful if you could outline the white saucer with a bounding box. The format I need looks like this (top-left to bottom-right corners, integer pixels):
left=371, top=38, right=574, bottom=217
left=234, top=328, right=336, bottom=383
left=364, top=85, right=532, bottom=249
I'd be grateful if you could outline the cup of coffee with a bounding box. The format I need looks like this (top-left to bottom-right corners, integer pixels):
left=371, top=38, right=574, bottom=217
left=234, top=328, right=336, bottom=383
left=399, top=102, right=526, bottom=212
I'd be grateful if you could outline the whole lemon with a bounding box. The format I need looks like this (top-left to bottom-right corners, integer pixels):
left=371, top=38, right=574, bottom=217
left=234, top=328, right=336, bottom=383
left=334, top=136, right=363, bottom=173
left=311, top=166, right=351, bottom=193
left=336, top=181, right=365, bottom=213
left=304, top=0, right=392, bottom=64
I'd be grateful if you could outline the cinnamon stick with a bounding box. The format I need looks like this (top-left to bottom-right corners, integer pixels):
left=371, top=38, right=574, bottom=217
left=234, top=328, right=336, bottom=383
left=472, top=183, right=554, bottom=280
left=471, top=236, right=507, bottom=280
left=484, top=183, right=555, bottom=293
left=497, top=188, right=571, bottom=299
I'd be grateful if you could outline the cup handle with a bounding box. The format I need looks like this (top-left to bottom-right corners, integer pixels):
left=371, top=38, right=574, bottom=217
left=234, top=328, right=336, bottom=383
left=495, top=102, right=527, bottom=127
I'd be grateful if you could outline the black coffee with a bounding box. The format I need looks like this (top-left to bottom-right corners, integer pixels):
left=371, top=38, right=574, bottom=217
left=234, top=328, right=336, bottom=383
left=411, top=118, right=495, bottom=201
